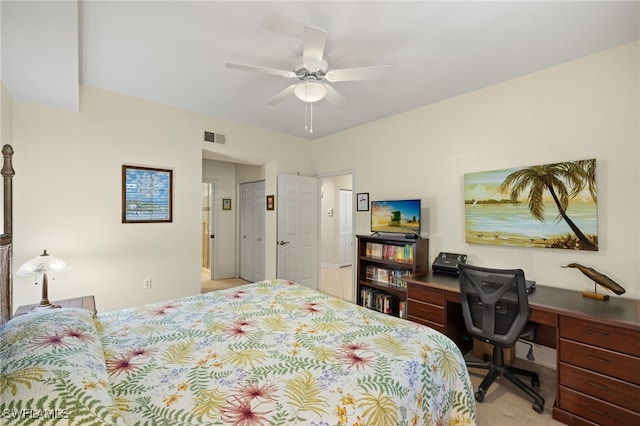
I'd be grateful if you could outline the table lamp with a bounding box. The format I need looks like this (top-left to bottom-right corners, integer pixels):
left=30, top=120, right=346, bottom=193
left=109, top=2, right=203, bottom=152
left=17, top=250, right=69, bottom=309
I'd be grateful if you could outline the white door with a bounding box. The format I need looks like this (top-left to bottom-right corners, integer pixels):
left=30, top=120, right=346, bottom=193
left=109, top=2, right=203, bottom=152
left=338, top=189, right=353, bottom=266
left=252, top=181, right=266, bottom=281
left=239, top=183, right=252, bottom=281
left=277, top=174, right=319, bottom=289
left=239, top=181, right=266, bottom=282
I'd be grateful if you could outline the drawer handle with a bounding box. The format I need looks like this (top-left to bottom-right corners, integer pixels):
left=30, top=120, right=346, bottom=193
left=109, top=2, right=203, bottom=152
left=587, top=354, right=609, bottom=364
left=585, top=328, right=610, bottom=338
left=586, top=405, right=608, bottom=416
left=586, top=380, right=608, bottom=389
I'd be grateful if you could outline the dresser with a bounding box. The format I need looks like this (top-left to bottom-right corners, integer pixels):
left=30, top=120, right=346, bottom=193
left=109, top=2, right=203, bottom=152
left=404, top=273, right=640, bottom=425
left=556, top=316, right=640, bottom=425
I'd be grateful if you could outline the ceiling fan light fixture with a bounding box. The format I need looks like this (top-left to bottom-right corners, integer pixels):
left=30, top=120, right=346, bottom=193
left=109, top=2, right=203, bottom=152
left=294, top=80, right=327, bottom=103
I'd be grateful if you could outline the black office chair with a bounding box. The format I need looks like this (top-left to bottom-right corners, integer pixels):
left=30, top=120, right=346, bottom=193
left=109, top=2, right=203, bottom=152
left=458, top=263, right=545, bottom=413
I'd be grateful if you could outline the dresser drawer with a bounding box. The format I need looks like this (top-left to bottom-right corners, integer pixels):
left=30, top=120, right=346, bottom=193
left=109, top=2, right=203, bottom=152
left=558, top=386, right=640, bottom=425
left=407, top=300, right=444, bottom=325
left=407, top=283, right=444, bottom=306
left=560, top=315, right=640, bottom=357
left=559, top=339, right=640, bottom=385
left=559, top=363, right=640, bottom=412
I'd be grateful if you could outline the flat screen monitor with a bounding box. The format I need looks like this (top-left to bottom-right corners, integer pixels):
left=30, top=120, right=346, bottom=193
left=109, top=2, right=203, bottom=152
left=371, top=199, right=421, bottom=235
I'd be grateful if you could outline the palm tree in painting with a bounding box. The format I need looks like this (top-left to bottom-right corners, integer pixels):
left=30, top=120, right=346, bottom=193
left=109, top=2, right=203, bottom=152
left=499, top=159, right=597, bottom=251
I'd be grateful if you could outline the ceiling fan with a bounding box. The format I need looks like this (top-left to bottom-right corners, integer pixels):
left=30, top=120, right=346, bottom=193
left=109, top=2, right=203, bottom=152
left=226, top=25, right=393, bottom=133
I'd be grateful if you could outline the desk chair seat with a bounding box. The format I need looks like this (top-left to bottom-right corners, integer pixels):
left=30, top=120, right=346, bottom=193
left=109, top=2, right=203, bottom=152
left=459, top=264, right=545, bottom=413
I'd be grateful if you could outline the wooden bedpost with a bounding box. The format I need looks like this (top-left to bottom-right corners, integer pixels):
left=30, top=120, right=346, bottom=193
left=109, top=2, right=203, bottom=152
left=2, top=144, right=15, bottom=240
left=1, top=144, right=14, bottom=325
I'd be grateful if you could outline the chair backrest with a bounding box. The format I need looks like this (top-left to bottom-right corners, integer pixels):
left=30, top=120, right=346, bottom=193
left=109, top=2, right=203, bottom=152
left=458, top=263, right=530, bottom=348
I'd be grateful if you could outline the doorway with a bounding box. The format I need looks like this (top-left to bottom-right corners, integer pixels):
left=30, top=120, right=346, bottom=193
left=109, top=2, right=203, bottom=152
left=318, top=173, right=354, bottom=301
left=201, top=182, right=216, bottom=281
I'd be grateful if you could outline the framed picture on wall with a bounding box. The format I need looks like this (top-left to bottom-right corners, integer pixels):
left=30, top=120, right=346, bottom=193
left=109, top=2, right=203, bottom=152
left=357, top=192, right=369, bottom=211
left=222, top=198, right=232, bottom=210
left=122, top=165, right=173, bottom=223
left=266, top=195, right=275, bottom=211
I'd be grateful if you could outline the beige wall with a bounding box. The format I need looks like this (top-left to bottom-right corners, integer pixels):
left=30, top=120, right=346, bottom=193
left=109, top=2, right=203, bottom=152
left=1, top=84, right=12, bottom=146
left=0, top=83, right=12, bottom=229
left=314, top=41, right=640, bottom=299
left=6, top=41, right=639, bottom=312
left=10, top=85, right=311, bottom=312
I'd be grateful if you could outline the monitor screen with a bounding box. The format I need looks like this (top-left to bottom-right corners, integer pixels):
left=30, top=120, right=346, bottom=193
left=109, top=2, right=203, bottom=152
left=371, top=199, right=421, bottom=235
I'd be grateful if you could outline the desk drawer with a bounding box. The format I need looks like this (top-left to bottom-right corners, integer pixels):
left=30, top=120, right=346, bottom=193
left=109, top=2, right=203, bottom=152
left=558, top=386, right=640, bottom=425
left=560, top=316, right=640, bottom=357
left=407, top=301, right=444, bottom=325
left=407, top=315, right=445, bottom=334
left=559, top=363, right=640, bottom=412
left=407, top=283, right=444, bottom=306
left=559, top=339, right=640, bottom=385
left=528, top=309, right=557, bottom=327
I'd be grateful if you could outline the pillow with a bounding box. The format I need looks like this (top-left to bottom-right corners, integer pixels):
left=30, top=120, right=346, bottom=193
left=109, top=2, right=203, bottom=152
left=0, top=308, right=126, bottom=425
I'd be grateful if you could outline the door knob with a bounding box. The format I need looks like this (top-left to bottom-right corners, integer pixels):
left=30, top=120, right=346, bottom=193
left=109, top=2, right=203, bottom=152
left=278, top=240, right=290, bottom=246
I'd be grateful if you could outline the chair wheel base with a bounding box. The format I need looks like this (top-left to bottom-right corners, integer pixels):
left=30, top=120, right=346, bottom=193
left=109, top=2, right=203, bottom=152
left=531, top=377, right=540, bottom=388
left=533, top=403, right=544, bottom=413
left=474, top=390, right=485, bottom=402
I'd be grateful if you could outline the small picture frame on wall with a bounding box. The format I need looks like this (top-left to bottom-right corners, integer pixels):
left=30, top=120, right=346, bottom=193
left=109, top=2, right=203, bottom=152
left=357, top=192, right=369, bottom=211
left=266, top=195, right=275, bottom=211
left=222, top=198, right=232, bottom=210
left=122, top=165, right=173, bottom=223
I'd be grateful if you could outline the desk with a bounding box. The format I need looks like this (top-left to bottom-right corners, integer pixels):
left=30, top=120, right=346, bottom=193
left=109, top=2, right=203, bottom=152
left=405, top=273, right=640, bottom=425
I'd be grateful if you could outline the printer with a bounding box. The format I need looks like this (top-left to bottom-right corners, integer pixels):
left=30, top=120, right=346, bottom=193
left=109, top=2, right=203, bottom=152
left=432, top=252, right=467, bottom=275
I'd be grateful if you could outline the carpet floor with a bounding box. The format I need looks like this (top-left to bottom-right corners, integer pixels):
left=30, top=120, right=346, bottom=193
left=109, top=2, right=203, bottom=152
left=468, top=356, right=564, bottom=425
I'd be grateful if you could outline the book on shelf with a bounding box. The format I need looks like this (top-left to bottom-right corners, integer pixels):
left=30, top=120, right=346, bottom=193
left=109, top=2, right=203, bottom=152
left=363, top=266, right=411, bottom=288
left=399, top=300, right=407, bottom=319
left=365, top=242, right=414, bottom=264
left=361, top=286, right=394, bottom=315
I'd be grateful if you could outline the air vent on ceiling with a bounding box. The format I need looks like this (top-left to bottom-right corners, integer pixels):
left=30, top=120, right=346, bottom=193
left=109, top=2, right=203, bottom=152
left=204, top=131, right=226, bottom=145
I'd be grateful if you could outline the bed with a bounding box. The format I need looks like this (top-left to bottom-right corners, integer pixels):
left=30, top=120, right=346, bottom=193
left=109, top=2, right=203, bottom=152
left=0, top=145, right=477, bottom=425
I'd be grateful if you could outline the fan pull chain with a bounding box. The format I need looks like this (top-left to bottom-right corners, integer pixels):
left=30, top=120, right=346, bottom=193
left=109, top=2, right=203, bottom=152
left=301, top=80, right=314, bottom=133
left=304, top=101, right=308, bottom=131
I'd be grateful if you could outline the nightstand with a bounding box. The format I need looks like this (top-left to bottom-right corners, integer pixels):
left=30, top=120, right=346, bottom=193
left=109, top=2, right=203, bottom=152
left=13, top=295, right=96, bottom=317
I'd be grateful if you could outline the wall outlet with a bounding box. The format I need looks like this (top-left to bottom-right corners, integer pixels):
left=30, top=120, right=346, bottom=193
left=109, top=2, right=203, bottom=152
left=143, top=278, right=152, bottom=289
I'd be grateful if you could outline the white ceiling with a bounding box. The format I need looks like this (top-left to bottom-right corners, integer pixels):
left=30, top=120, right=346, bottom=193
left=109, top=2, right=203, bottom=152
left=2, top=1, right=639, bottom=140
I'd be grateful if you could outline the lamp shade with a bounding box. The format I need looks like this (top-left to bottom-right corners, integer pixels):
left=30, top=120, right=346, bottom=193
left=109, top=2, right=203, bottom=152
left=17, top=250, right=69, bottom=275
left=294, top=80, right=327, bottom=103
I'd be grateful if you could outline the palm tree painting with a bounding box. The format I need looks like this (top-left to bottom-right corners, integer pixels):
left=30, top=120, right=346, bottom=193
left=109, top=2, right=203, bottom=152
left=464, top=159, right=597, bottom=251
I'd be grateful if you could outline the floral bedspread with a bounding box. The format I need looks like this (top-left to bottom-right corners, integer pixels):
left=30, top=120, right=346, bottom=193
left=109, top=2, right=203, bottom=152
left=1, top=279, right=476, bottom=425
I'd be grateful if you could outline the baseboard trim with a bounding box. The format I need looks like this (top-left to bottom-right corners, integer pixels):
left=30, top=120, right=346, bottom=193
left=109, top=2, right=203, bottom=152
left=321, top=262, right=352, bottom=269
left=515, top=341, right=556, bottom=370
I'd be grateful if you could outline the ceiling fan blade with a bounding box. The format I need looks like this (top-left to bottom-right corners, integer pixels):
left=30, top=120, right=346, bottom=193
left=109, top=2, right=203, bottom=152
left=226, top=62, right=296, bottom=78
left=324, top=84, right=348, bottom=107
left=303, top=25, right=327, bottom=72
left=265, top=84, right=296, bottom=105
left=325, top=65, right=394, bottom=82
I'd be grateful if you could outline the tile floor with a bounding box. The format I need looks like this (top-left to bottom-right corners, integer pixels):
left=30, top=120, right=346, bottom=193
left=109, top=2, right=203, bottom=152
left=200, top=266, right=354, bottom=301
left=319, top=265, right=353, bottom=301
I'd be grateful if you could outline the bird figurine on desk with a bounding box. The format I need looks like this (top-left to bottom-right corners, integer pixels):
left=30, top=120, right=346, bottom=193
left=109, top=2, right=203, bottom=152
left=561, top=263, right=625, bottom=301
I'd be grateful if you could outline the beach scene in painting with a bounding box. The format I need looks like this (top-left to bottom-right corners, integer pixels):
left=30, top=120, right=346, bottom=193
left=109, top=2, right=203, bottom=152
left=464, top=159, right=598, bottom=251
left=371, top=199, right=421, bottom=234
